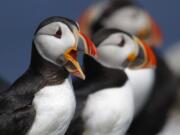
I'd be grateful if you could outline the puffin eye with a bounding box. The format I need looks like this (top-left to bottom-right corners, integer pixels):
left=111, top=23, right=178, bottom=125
left=132, top=12, right=139, bottom=19
left=118, top=36, right=125, bottom=47
left=54, top=28, right=62, bottom=38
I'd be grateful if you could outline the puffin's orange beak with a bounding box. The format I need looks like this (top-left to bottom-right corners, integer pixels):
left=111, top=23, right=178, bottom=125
left=64, top=47, right=85, bottom=79
left=148, top=15, right=163, bottom=47
left=77, top=32, right=97, bottom=57
left=139, top=39, right=157, bottom=68
left=128, top=37, right=157, bottom=69
left=64, top=31, right=97, bottom=80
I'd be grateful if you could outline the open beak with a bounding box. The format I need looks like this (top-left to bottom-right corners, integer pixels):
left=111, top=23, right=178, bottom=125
left=127, top=36, right=157, bottom=69
left=64, top=31, right=97, bottom=80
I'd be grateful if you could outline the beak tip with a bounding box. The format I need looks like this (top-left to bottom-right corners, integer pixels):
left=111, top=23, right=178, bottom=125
left=78, top=75, right=86, bottom=80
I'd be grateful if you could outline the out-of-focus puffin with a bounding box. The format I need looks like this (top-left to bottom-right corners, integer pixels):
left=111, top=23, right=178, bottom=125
left=66, top=29, right=156, bottom=135
left=161, top=42, right=180, bottom=135
left=79, top=0, right=178, bottom=134
left=79, top=0, right=162, bottom=48
left=165, top=42, right=180, bottom=77
left=0, top=16, right=97, bottom=135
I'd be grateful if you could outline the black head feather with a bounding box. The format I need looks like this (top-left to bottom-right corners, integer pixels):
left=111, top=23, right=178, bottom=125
left=34, top=16, right=79, bottom=35
left=110, top=0, right=134, bottom=9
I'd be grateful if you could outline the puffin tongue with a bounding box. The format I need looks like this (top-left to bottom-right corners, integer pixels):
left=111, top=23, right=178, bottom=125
left=69, top=49, right=78, bottom=60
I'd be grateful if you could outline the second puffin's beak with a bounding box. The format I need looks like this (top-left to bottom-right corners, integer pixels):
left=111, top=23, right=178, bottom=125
left=137, top=14, right=163, bottom=48
left=64, top=31, right=97, bottom=80
left=127, top=36, right=157, bottom=69
left=77, top=32, right=97, bottom=57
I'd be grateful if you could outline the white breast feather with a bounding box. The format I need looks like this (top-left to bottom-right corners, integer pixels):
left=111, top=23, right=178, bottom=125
left=125, top=68, right=155, bottom=114
left=27, top=79, right=76, bottom=135
left=82, top=81, right=134, bottom=135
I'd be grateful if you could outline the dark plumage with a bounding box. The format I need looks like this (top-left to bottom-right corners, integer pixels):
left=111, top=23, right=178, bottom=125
left=0, top=78, right=9, bottom=92
left=0, top=44, right=68, bottom=135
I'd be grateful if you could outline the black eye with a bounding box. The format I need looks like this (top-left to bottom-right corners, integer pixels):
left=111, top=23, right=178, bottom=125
left=54, top=28, right=62, bottom=38
left=132, top=12, right=139, bottom=19
left=118, top=36, right=126, bottom=47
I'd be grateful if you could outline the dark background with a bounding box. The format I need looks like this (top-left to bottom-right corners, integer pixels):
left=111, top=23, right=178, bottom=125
left=0, top=0, right=179, bottom=82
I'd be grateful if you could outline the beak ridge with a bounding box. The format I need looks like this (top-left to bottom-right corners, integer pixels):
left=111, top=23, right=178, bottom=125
left=78, top=32, right=97, bottom=57
left=140, top=39, right=157, bottom=68
left=128, top=37, right=157, bottom=69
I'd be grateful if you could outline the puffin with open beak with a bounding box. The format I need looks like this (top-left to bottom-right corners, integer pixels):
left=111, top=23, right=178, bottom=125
left=0, top=16, right=97, bottom=135
left=66, top=29, right=156, bottom=135
left=79, top=0, right=178, bottom=134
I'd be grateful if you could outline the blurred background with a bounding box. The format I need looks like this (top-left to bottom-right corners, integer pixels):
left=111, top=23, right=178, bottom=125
left=0, top=1, right=180, bottom=135
left=0, top=0, right=179, bottom=83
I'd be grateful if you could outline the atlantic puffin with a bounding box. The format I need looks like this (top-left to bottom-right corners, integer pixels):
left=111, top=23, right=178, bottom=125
left=79, top=0, right=162, bottom=114
left=79, top=0, right=178, bottom=134
left=0, top=16, right=97, bottom=135
left=66, top=29, right=157, bottom=135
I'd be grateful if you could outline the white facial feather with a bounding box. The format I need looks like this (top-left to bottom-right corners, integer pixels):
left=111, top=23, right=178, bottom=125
left=96, top=33, right=137, bottom=69
left=34, top=22, right=76, bottom=66
left=103, top=6, right=150, bottom=35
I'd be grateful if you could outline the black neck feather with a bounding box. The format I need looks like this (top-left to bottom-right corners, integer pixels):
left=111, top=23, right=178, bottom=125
left=73, top=55, right=128, bottom=94
left=83, top=55, right=127, bottom=82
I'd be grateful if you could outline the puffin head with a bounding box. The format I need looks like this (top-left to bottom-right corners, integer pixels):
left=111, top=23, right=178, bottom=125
left=33, top=16, right=97, bottom=80
left=92, top=29, right=157, bottom=69
left=102, top=6, right=163, bottom=47
left=79, top=0, right=163, bottom=47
